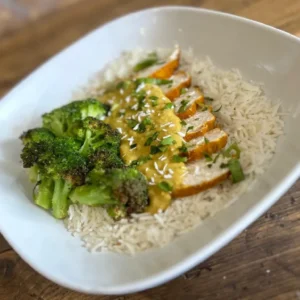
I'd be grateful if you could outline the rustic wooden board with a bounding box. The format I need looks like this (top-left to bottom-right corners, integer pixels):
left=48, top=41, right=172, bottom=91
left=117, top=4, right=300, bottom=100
left=1, top=0, right=300, bottom=299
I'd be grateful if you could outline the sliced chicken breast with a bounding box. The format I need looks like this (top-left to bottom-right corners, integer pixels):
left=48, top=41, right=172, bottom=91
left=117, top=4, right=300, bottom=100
left=173, top=87, right=205, bottom=119
left=173, top=159, right=230, bottom=198
left=136, top=47, right=180, bottom=79
left=181, top=110, right=216, bottom=142
left=161, top=71, right=192, bottom=101
left=186, top=128, right=228, bottom=161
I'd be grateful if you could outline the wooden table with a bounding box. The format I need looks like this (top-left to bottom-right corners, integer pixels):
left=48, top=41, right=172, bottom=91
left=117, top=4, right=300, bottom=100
left=1, top=0, right=300, bottom=299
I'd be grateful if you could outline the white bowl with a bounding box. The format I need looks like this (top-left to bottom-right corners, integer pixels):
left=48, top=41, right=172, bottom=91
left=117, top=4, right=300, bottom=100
left=0, top=6, right=299, bottom=295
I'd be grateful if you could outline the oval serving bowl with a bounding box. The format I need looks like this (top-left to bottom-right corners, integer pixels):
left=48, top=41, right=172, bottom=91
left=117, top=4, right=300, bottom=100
left=0, top=6, right=300, bottom=295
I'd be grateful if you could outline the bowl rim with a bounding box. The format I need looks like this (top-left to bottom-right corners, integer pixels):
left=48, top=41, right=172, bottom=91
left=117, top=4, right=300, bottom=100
left=1, top=5, right=300, bottom=295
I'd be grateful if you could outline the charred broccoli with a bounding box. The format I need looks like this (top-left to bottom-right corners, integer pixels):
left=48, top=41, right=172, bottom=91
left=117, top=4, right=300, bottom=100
left=70, top=117, right=121, bottom=157
left=70, top=167, right=149, bottom=219
left=42, top=99, right=110, bottom=137
left=20, top=99, right=150, bottom=220
left=20, top=129, right=88, bottom=218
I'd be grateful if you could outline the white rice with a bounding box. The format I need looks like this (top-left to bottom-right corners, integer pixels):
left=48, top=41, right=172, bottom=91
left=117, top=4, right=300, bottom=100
left=66, top=48, right=284, bottom=254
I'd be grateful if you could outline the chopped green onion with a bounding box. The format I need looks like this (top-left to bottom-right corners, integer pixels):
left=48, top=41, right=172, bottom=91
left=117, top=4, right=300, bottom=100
left=220, top=163, right=228, bottom=169
left=205, top=97, right=214, bottom=101
left=158, top=181, right=173, bottom=192
left=172, top=155, right=187, bottom=163
left=180, top=120, right=187, bottom=126
left=213, top=105, right=222, bottom=112
left=223, top=143, right=241, bottom=159
left=144, top=131, right=159, bottom=146
left=161, top=136, right=175, bottom=146
left=204, top=137, right=209, bottom=144
left=137, top=117, right=152, bottom=133
left=178, top=100, right=189, bottom=113
left=213, top=153, right=220, bottom=164
left=130, top=143, right=137, bottom=149
left=150, top=146, right=161, bottom=154
left=164, top=103, right=174, bottom=110
left=180, top=88, right=188, bottom=95
left=186, top=126, right=194, bottom=133
left=178, top=144, right=188, bottom=153
left=134, top=53, right=158, bottom=72
left=204, top=153, right=213, bottom=162
left=130, top=155, right=152, bottom=167
left=127, top=119, right=139, bottom=129
left=135, top=78, right=173, bottom=86
left=149, top=95, right=158, bottom=106
left=228, top=158, right=245, bottom=183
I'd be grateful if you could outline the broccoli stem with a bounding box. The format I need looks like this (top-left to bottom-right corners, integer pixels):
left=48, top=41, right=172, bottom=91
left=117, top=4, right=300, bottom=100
left=51, top=179, right=72, bottom=219
left=79, top=130, right=92, bottom=156
left=69, top=185, right=117, bottom=206
left=34, top=178, right=53, bottom=210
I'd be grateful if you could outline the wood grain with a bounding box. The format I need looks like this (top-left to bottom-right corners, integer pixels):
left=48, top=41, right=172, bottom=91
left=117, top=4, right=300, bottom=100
left=1, top=0, right=300, bottom=299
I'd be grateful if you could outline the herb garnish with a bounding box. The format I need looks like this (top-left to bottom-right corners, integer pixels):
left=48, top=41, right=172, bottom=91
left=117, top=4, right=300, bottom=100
left=158, top=181, right=173, bottom=192
left=164, top=103, right=174, bottom=110
left=178, top=100, right=189, bottom=113
left=135, top=78, right=173, bottom=87
left=144, top=131, right=159, bottom=146
left=172, top=155, right=187, bottom=163
left=186, top=126, right=194, bottom=133
left=133, top=53, right=158, bottom=72
left=130, top=155, right=152, bottom=167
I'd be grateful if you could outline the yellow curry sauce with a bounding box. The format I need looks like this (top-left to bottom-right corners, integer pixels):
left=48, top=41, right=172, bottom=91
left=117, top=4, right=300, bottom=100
left=98, top=83, right=186, bottom=213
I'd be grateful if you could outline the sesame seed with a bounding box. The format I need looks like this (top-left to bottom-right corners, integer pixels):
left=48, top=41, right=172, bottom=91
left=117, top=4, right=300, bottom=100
left=177, top=132, right=185, bottom=137
left=164, top=174, right=172, bottom=179
left=163, top=135, right=171, bottom=139
left=168, top=169, right=174, bottom=174
left=121, top=134, right=128, bottom=140
left=133, top=123, right=139, bottom=131
left=116, top=127, right=122, bottom=133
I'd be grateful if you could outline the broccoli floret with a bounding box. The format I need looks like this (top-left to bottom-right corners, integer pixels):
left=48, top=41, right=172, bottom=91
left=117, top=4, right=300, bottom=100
left=20, top=128, right=55, bottom=145
left=42, top=99, right=110, bottom=137
left=21, top=135, right=88, bottom=219
left=72, top=117, right=121, bottom=157
left=70, top=167, right=149, bottom=219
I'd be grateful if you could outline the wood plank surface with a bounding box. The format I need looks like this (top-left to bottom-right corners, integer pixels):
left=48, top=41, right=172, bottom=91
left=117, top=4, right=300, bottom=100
left=1, top=0, right=300, bottom=299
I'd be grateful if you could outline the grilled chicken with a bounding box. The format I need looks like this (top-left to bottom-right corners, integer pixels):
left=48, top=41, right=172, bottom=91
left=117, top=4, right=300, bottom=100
left=173, top=159, right=230, bottom=198
left=136, top=47, right=180, bottom=79
left=173, top=87, right=205, bottom=119
left=161, top=71, right=192, bottom=100
left=186, top=128, right=228, bottom=162
left=181, top=110, right=216, bottom=141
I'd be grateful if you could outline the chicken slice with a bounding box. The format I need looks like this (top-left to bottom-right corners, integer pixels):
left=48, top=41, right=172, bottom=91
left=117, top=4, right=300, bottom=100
left=136, top=47, right=180, bottom=79
left=173, top=87, right=205, bottom=119
left=161, top=71, right=192, bottom=101
left=181, top=110, right=216, bottom=142
left=173, top=159, right=229, bottom=198
left=186, top=128, right=228, bottom=161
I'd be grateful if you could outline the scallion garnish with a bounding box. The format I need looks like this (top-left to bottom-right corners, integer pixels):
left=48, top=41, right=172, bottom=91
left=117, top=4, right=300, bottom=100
left=158, top=181, right=173, bottom=192
left=134, top=53, right=158, bottom=72
left=164, top=103, right=174, bottom=110
left=228, top=158, right=245, bottom=183
left=172, top=155, right=187, bottom=163
left=223, top=143, right=241, bottom=159
left=178, top=100, right=189, bottom=113
left=160, top=136, right=175, bottom=146
left=144, top=131, right=159, bottom=146
left=135, top=78, right=173, bottom=86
